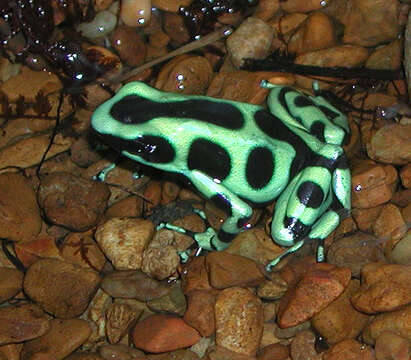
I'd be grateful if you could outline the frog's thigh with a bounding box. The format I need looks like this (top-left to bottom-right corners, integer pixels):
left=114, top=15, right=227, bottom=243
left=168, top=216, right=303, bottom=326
left=189, top=170, right=253, bottom=249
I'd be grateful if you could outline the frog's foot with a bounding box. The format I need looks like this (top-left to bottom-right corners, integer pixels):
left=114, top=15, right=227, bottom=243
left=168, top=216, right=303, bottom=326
left=265, top=239, right=305, bottom=271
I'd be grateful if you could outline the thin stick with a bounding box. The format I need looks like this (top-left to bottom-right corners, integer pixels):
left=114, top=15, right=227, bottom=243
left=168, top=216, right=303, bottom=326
left=112, top=26, right=233, bottom=83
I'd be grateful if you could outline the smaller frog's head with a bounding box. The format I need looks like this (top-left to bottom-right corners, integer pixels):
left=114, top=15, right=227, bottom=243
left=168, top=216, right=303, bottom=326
left=91, top=81, right=177, bottom=164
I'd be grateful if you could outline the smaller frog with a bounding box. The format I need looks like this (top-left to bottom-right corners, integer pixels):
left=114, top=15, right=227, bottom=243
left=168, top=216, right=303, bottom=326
left=91, top=81, right=351, bottom=270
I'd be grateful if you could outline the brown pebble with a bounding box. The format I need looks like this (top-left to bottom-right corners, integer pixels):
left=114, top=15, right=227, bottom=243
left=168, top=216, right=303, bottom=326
left=23, top=258, right=100, bottom=318
left=0, top=267, right=24, bottom=304
left=322, top=339, right=375, bottom=360
left=21, top=319, right=92, bottom=360
left=375, top=331, right=411, bottom=360
left=215, top=287, right=263, bottom=356
left=132, top=314, right=201, bottom=353
left=110, top=26, right=146, bottom=67
left=258, top=343, right=289, bottom=360
left=0, top=303, right=50, bottom=345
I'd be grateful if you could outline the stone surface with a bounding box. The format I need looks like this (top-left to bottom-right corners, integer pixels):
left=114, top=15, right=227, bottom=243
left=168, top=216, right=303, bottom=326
left=184, top=290, right=217, bottom=337
left=95, top=217, right=154, bottom=270
left=0, top=172, right=42, bottom=243
left=312, top=280, right=370, bottom=344
left=0, top=267, right=24, bottom=304
left=374, top=331, right=411, bottom=360
left=132, top=314, right=201, bottom=353
left=322, top=339, right=375, bottom=360
left=37, top=172, right=110, bottom=231
left=290, top=330, right=321, bottom=360
left=277, top=263, right=351, bottom=328
left=100, top=270, right=171, bottom=301
left=23, top=258, right=100, bottom=318
left=21, top=319, right=91, bottom=360
left=206, top=251, right=265, bottom=289
left=0, top=303, right=50, bottom=345
left=215, top=287, right=263, bottom=356
left=351, top=263, right=411, bottom=313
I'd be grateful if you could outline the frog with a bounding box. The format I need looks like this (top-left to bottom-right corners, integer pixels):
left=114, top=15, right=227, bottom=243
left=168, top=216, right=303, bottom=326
left=91, top=80, right=351, bottom=270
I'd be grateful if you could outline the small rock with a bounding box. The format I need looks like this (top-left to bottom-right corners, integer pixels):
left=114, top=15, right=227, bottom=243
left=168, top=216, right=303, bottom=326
left=98, top=344, right=145, bottom=360
left=0, top=303, right=50, bottom=345
left=21, top=319, right=91, bottom=360
left=206, top=251, right=265, bottom=289
left=351, top=206, right=383, bottom=232
left=288, top=12, right=336, bottom=55
left=0, top=267, right=23, bottom=304
left=77, top=10, right=117, bottom=38
left=162, top=12, right=190, bottom=45
left=65, top=353, right=104, bottom=360
left=258, top=343, right=289, bottom=360
left=0, top=344, right=22, bottom=360
left=155, top=54, right=213, bottom=95
left=132, top=314, right=201, bottom=353
left=204, top=345, right=257, bottom=360
left=351, top=160, right=398, bottom=208
left=100, top=270, right=171, bottom=301
left=215, top=287, right=263, bottom=356
left=110, top=26, right=146, bottom=67
left=95, top=217, right=154, bottom=270
left=342, top=0, right=401, bottom=47
left=207, top=71, right=295, bottom=105
left=277, top=263, right=351, bottom=328
left=105, top=303, right=141, bottom=344
left=120, top=0, right=151, bottom=27
left=0, top=66, right=61, bottom=101
left=275, top=321, right=311, bottom=340
left=326, top=232, right=385, bottom=277
left=37, top=172, right=110, bottom=231
left=375, top=331, right=411, bottom=360
left=390, top=230, right=411, bottom=265
left=0, top=172, right=42, bottom=243
left=141, top=244, right=180, bottom=280
left=184, top=290, right=218, bottom=337
left=152, top=0, right=192, bottom=12
left=322, top=339, right=375, bottom=360
left=362, top=304, right=411, bottom=345
left=60, top=232, right=106, bottom=272
left=280, top=0, right=330, bottom=13
left=257, top=274, right=288, bottom=300
left=290, top=330, right=321, bottom=360
left=104, top=196, right=144, bottom=220
left=366, top=38, right=403, bottom=70
left=400, top=163, right=411, bottom=188
left=367, top=124, right=411, bottom=165
left=147, top=282, right=187, bottom=316
left=23, top=258, right=100, bottom=318
left=312, top=280, right=370, bottom=344
left=181, top=256, right=212, bottom=294
left=351, top=263, right=411, bottom=313
left=226, top=17, right=274, bottom=68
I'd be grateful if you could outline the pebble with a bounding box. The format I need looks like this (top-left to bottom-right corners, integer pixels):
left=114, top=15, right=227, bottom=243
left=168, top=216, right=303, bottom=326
left=0, top=133, right=73, bottom=169
left=204, top=346, right=258, bottom=360
left=322, top=339, right=375, bottom=360
left=65, top=353, right=104, bottom=360
left=215, top=287, right=263, bottom=356
left=20, top=319, right=92, bottom=360
left=288, top=12, right=336, bottom=55
left=0, top=172, right=42, bottom=243
left=342, top=0, right=401, bottom=47
left=100, top=270, right=171, bottom=301
left=0, top=303, right=50, bottom=345
left=362, top=304, right=411, bottom=345
left=98, top=344, right=145, bottom=360
left=258, top=343, right=289, bottom=360
left=326, top=232, right=385, bottom=277
left=351, top=159, right=398, bottom=208
left=0, top=267, right=23, bottom=304
left=155, top=54, right=213, bottom=94
left=374, top=331, right=411, bottom=360
left=184, top=290, right=218, bottom=337
left=37, top=172, right=110, bottom=231
left=60, top=232, right=107, bottom=272
left=290, top=330, right=321, bottom=360
left=206, top=251, right=265, bottom=289
left=257, top=274, right=288, bottom=300
left=277, top=262, right=351, bottom=328
left=181, top=256, right=213, bottom=294
left=152, top=0, right=192, bottom=13
left=207, top=71, right=294, bottom=104
left=162, top=12, right=190, bottom=45
left=141, top=244, right=180, bottom=280
left=95, top=217, right=154, bottom=270
left=312, top=280, right=370, bottom=344
left=0, top=344, right=22, bottom=360
left=147, top=282, right=187, bottom=316
left=132, top=314, right=201, bottom=353
left=351, top=263, right=411, bottom=314
left=110, top=25, right=147, bottom=67
left=77, top=10, right=117, bottom=38
left=366, top=38, right=403, bottom=70
left=104, top=196, right=144, bottom=220
left=366, top=124, right=411, bottom=165
left=120, top=0, right=151, bottom=27
left=390, top=230, right=411, bottom=265
left=226, top=17, right=274, bottom=68
left=23, top=258, right=100, bottom=318
left=400, top=163, right=411, bottom=188
left=280, top=0, right=329, bottom=13
left=105, top=302, right=141, bottom=344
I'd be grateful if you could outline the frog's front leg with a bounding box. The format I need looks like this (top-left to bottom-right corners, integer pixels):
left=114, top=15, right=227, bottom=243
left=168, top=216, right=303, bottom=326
left=187, top=170, right=253, bottom=251
left=268, top=145, right=351, bottom=269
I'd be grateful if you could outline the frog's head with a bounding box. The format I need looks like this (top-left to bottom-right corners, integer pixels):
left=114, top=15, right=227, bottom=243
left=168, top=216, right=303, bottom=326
left=91, top=81, right=177, bottom=164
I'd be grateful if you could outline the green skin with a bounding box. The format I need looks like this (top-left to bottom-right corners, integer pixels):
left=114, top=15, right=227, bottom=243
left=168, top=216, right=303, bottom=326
left=91, top=81, right=351, bottom=270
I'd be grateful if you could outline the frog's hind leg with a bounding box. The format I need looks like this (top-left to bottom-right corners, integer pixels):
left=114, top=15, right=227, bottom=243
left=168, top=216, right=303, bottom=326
left=267, top=146, right=351, bottom=270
